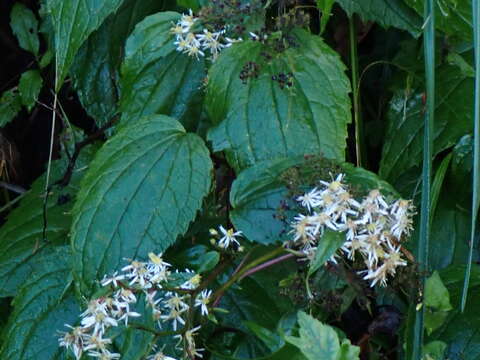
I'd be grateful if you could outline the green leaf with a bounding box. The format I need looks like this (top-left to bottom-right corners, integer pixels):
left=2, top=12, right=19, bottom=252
left=336, top=0, right=422, bottom=37
left=206, top=29, right=351, bottom=171
left=0, top=246, right=80, bottom=360
left=71, top=0, right=170, bottom=128
left=285, top=311, right=359, bottom=360
left=308, top=230, right=345, bottom=275
left=18, top=70, right=43, bottom=112
left=0, top=147, right=95, bottom=297
left=430, top=153, right=452, bottom=221
left=380, top=57, right=474, bottom=181
left=46, top=0, right=126, bottom=90
left=113, top=294, right=155, bottom=360
left=317, top=0, right=335, bottom=33
left=404, top=0, right=472, bottom=41
left=244, top=321, right=284, bottom=352
left=425, top=272, right=480, bottom=359
left=422, top=341, right=447, bottom=360
left=10, top=3, right=40, bottom=56
left=120, top=12, right=205, bottom=130
left=424, top=271, right=452, bottom=335
left=230, top=157, right=398, bottom=245
left=71, top=115, right=212, bottom=295
left=0, top=89, right=22, bottom=127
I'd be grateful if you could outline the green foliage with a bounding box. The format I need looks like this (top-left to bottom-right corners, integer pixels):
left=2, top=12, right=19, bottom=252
left=10, top=3, right=40, bottom=57
left=336, top=0, right=422, bottom=37
left=120, top=12, right=205, bottom=129
left=71, top=0, right=170, bottom=127
left=0, top=246, right=80, bottom=359
left=1, top=1, right=479, bottom=358
left=71, top=115, right=212, bottom=294
left=424, top=271, right=452, bottom=334
left=18, top=70, right=43, bottom=112
left=404, top=0, right=473, bottom=41
left=0, top=89, right=22, bottom=127
left=424, top=266, right=480, bottom=359
left=46, top=0, right=126, bottom=89
left=285, top=311, right=359, bottom=360
left=380, top=58, right=474, bottom=181
left=0, top=147, right=95, bottom=297
left=308, top=230, right=345, bottom=275
left=206, top=29, right=351, bottom=171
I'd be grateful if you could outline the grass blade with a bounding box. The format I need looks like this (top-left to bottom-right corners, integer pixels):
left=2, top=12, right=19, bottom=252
left=461, top=0, right=480, bottom=312
left=412, top=0, right=435, bottom=358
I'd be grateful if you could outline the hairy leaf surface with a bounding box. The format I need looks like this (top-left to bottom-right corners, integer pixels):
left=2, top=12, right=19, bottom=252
left=380, top=60, right=474, bottom=181
left=206, top=29, right=351, bottom=171
left=0, top=246, right=79, bottom=359
left=71, top=115, right=212, bottom=295
left=71, top=0, right=171, bottom=127
left=46, top=0, right=125, bottom=90
left=0, top=148, right=95, bottom=297
left=336, top=0, right=422, bottom=37
left=120, top=12, right=205, bottom=130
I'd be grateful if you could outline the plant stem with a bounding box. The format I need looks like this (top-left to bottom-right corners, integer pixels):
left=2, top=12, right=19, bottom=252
left=212, top=246, right=287, bottom=305
left=239, top=253, right=295, bottom=280
left=349, top=15, right=364, bottom=168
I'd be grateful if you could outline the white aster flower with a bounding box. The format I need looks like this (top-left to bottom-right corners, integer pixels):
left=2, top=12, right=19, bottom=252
left=218, top=225, right=242, bottom=249
left=297, top=187, right=322, bottom=211
left=195, top=289, right=212, bottom=316
left=100, top=272, right=125, bottom=288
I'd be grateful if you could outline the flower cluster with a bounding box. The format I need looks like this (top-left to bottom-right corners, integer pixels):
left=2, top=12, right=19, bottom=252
left=171, top=9, right=241, bottom=60
left=289, top=174, right=415, bottom=287
left=58, top=253, right=212, bottom=360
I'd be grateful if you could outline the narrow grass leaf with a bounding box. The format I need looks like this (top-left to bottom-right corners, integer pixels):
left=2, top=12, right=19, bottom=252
left=412, top=0, right=435, bottom=358
left=461, top=0, right=480, bottom=312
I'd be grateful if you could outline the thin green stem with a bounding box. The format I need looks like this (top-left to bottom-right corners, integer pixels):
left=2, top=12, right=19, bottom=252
left=412, top=0, right=435, bottom=358
left=349, top=15, right=364, bottom=168
left=462, top=0, right=480, bottom=312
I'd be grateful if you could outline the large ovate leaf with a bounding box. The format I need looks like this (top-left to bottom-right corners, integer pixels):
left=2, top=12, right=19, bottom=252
left=71, top=115, right=212, bottom=295
left=10, top=3, right=40, bottom=56
left=336, top=0, right=422, bottom=37
left=285, top=311, right=359, bottom=360
left=380, top=58, right=474, bottom=181
left=0, top=246, right=80, bottom=359
left=230, top=157, right=398, bottom=244
left=206, top=29, right=351, bottom=171
left=71, top=0, right=172, bottom=127
left=404, top=0, right=472, bottom=41
left=46, top=0, right=126, bottom=90
left=0, top=147, right=96, bottom=297
left=120, top=12, right=205, bottom=130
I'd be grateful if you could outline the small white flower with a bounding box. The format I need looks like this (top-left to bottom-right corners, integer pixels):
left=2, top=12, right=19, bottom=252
left=100, top=272, right=125, bottom=288
left=195, top=289, right=212, bottom=316
left=179, top=9, right=197, bottom=30
left=297, top=187, right=322, bottom=211
left=58, top=325, right=85, bottom=360
left=147, top=351, right=178, bottom=360
left=160, top=308, right=186, bottom=331
left=87, top=349, right=121, bottom=359
left=218, top=225, right=242, bottom=249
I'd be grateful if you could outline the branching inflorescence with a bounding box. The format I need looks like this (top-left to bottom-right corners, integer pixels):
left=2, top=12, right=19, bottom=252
left=288, top=173, right=415, bottom=287
left=59, top=173, right=414, bottom=359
